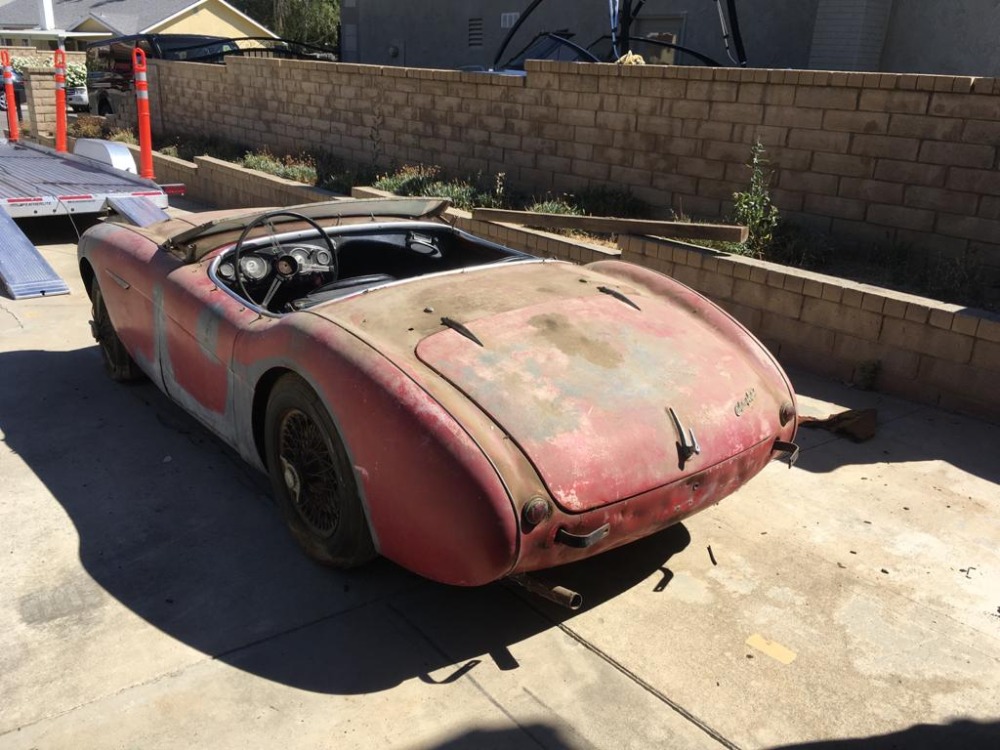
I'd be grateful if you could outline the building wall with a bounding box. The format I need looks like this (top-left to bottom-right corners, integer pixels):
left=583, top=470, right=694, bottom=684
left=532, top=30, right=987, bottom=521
left=809, top=0, right=894, bottom=72
left=342, top=0, right=818, bottom=70
left=147, top=0, right=276, bottom=38
left=343, top=0, right=1000, bottom=77
left=880, top=0, right=1000, bottom=77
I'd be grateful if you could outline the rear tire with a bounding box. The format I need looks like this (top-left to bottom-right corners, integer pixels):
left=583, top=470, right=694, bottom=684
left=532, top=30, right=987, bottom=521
left=90, top=277, right=144, bottom=382
left=264, top=373, right=376, bottom=568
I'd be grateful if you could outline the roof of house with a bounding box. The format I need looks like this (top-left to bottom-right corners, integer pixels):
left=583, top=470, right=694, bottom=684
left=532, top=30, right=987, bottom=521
left=0, top=0, right=266, bottom=36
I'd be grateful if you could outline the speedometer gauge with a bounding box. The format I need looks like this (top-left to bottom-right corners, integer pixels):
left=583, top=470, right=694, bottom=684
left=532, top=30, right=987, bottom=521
left=241, top=256, right=269, bottom=281
left=218, top=261, right=236, bottom=280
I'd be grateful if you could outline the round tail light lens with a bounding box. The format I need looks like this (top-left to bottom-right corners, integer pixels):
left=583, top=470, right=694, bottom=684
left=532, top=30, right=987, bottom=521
left=522, top=496, right=551, bottom=528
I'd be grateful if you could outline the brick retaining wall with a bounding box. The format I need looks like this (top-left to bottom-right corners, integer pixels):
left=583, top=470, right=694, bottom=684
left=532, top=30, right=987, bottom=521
left=145, top=57, right=1000, bottom=277
left=623, top=235, right=1000, bottom=421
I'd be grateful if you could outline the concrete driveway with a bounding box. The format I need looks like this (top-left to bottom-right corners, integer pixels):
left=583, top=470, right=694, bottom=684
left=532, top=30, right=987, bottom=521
left=1, top=212, right=998, bottom=749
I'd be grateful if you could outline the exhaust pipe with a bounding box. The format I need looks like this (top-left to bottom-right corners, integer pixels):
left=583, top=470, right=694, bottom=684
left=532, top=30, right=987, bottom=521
left=510, top=574, right=583, bottom=610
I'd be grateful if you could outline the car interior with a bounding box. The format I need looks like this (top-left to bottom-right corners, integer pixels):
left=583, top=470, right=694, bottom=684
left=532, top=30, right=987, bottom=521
left=212, top=220, right=532, bottom=314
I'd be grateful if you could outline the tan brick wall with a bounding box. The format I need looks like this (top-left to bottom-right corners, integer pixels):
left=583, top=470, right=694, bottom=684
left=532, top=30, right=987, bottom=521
left=623, top=234, right=1000, bottom=421
left=120, top=147, right=336, bottom=208
left=144, top=57, right=1000, bottom=276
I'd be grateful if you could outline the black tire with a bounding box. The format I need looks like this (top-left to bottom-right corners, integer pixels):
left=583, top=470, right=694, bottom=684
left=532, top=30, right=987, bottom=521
left=0, top=90, right=6, bottom=111
left=90, top=276, right=145, bottom=382
left=264, top=373, right=376, bottom=568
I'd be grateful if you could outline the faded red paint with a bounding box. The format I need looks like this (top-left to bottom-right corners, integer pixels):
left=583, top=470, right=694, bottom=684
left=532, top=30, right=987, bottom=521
left=233, top=315, right=520, bottom=585
left=79, top=204, right=798, bottom=589
left=513, top=437, right=778, bottom=572
left=417, top=293, right=787, bottom=512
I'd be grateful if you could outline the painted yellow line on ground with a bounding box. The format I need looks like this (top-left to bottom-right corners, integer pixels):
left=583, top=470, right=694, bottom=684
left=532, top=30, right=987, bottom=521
left=746, top=633, right=797, bottom=665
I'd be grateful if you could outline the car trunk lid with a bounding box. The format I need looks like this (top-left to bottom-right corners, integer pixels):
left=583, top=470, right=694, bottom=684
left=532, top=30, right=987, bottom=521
left=415, top=292, right=785, bottom=512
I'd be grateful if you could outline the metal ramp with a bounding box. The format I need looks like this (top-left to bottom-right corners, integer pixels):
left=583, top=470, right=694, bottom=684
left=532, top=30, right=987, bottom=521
left=0, top=205, right=70, bottom=299
left=108, top=196, right=171, bottom=227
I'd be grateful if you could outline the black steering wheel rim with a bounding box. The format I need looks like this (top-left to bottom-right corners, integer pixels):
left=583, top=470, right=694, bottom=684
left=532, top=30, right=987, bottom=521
left=232, top=210, right=338, bottom=307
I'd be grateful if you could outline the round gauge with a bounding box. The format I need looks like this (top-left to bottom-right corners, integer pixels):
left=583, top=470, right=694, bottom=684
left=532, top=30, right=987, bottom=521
left=218, top=261, right=236, bottom=280
left=241, top=255, right=269, bottom=281
left=290, top=247, right=310, bottom=265
left=315, top=249, right=333, bottom=266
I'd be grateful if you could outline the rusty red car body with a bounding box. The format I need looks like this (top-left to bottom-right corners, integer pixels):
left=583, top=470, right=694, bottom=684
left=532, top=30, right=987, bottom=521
left=78, top=198, right=798, bottom=592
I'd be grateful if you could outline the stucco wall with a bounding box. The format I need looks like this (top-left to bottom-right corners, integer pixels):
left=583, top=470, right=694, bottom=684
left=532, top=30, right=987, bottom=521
left=342, top=0, right=819, bottom=70
left=147, top=0, right=276, bottom=38
left=880, top=0, right=1000, bottom=77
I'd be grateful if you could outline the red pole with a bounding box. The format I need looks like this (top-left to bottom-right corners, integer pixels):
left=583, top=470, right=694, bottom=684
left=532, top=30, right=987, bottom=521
left=1, top=50, right=19, bottom=143
left=132, top=47, right=154, bottom=180
left=54, top=49, right=67, bottom=152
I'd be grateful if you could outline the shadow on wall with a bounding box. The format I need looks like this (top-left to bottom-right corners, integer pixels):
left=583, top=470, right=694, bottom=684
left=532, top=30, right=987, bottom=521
left=787, top=368, right=1000, bottom=485
left=0, top=344, right=690, bottom=696
left=771, top=718, right=1000, bottom=750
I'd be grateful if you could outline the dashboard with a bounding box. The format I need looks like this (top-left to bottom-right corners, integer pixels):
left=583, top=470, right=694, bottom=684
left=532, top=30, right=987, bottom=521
left=213, top=241, right=338, bottom=312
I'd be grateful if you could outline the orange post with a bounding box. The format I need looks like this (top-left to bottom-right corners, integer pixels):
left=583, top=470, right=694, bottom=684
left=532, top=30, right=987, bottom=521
left=132, top=47, right=154, bottom=180
left=54, top=49, right=67, bottom=152
left=1, top=50, right=19, bottom=142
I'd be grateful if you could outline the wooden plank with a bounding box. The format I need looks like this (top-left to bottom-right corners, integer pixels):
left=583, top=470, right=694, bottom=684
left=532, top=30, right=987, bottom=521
left=471, top=208, right=748, bottom=243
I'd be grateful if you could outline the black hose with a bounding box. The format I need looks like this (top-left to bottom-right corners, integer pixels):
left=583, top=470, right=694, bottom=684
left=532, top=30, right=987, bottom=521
left=725, top=0, right=748, bottom=66
left=493, top=0, right=547, bottom=69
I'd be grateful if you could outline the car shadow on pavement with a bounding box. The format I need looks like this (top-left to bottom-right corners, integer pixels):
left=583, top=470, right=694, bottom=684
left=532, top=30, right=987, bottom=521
left=0, top=345, right=690, bottom=696
left=770, top=718, right=1000, bottom=749
left=787, top=368, right=1000, bottom=484
left=427, top=723, right=576, bottom=749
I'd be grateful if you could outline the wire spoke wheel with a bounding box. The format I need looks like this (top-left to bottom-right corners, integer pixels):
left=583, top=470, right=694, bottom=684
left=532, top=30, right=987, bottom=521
left=264, top=373, right=376, bottom=568
left=279, top=408, right=340, bottom=537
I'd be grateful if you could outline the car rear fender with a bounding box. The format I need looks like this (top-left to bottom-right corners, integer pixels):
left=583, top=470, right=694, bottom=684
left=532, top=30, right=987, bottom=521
left=234, top=316, right=520, bottom=586
left=587, top=259, right=798, bottom=444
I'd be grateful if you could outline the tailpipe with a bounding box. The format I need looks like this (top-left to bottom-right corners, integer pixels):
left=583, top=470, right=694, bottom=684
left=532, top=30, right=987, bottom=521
left=510, top=574, right=583, bottom=610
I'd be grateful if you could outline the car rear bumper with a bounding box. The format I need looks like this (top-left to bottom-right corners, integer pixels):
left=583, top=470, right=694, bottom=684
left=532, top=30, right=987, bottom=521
left=511, top=435, right=791, bottom=574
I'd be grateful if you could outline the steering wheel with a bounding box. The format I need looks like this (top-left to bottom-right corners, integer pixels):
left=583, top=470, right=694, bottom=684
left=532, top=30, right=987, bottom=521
left=232, top=210, right=338, bottom=310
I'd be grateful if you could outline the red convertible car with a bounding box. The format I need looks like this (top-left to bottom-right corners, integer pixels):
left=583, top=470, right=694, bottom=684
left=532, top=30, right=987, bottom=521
left=79, top=198, right=798, bottom=605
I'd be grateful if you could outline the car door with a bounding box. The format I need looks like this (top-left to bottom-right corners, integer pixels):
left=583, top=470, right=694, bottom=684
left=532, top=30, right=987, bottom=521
left=156, top=258, right=261, bottom=443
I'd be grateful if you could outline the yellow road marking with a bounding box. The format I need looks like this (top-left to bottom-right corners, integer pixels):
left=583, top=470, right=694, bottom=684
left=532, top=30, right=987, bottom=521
left=746, top=633, right=797, bottom=665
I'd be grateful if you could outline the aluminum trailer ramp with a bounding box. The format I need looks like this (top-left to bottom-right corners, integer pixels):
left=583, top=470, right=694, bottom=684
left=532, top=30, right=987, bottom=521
left=0, top=139, right=170, bottom=299
left=0, top=205, right=70, bottom=298
left=0, top=140, right=168, bottom=218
